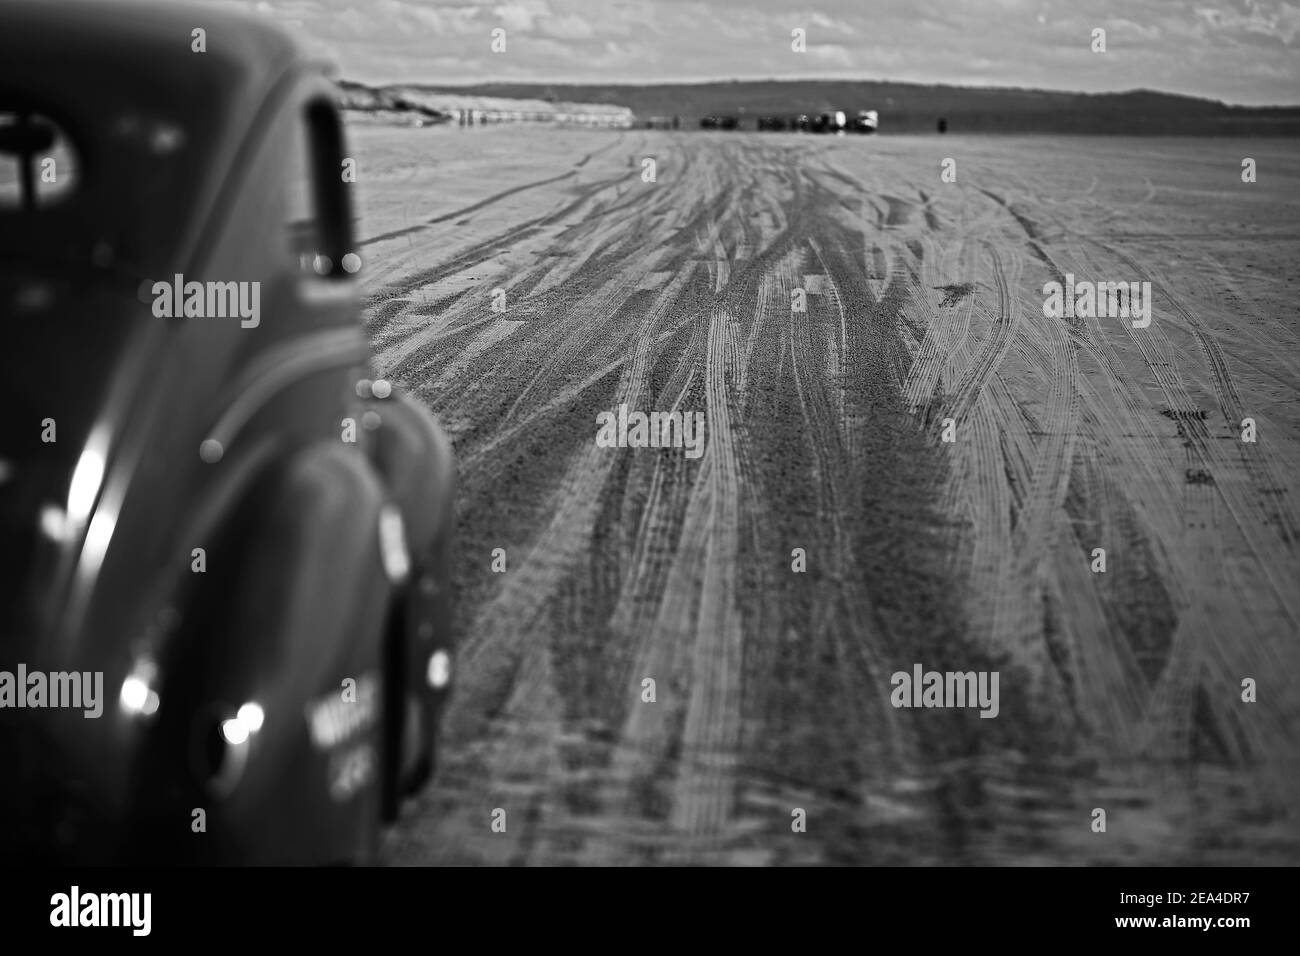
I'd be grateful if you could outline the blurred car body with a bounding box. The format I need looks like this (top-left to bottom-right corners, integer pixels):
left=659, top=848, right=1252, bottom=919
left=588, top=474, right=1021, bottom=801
left=0, top=0, right=456, bottom=864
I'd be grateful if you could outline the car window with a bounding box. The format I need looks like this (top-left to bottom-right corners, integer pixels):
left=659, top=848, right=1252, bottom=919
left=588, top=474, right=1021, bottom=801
left=284, top=109, right=319, bottom=274
left=0, top=111, right=78, bottom=210
left=0, top=91, right=209, bottom=280
left=285, top=98, right=354, bottom=279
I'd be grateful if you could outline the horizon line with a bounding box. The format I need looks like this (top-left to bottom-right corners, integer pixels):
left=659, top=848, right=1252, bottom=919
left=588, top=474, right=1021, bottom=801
left=339, top=75, right=1300, bottom=110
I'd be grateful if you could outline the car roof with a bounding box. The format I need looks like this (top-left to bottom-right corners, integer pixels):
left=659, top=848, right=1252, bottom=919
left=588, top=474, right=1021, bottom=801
left=1, top=0, right=316, bottom=113
left=0, top=0, right=333, bottom=274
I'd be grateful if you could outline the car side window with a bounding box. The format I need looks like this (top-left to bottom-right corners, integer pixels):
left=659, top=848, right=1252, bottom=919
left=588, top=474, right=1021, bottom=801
left=284, top=98, right=354, bottom=279
left=0, top=110, right=78, bottom=210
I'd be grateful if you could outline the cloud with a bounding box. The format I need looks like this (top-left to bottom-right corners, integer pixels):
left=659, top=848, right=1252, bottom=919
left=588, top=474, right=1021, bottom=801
left=1110, top=18, right=1163, bottom=40
left=1196, top=0, right=1300, bottom=43
left=807, top=43, right=856, bottom=67
left=538, top=13, right=597, bottom=39
left=168, top=0, right=1300, bottom=104
left=492, top=1, right=549, bottom=33
left=807, top=11, right=856, bottom=33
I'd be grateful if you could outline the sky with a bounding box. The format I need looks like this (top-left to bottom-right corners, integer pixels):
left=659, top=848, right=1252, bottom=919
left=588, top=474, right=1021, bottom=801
left=189, top=0, right=1300, bottom=105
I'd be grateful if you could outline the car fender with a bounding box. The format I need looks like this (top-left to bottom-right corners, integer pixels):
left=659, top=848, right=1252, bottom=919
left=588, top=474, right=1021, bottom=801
left=131, top=440, right=394, bottom=864
left=364, top=388, right=457, bottom=808
left=366, top=388, right=456, bottom=554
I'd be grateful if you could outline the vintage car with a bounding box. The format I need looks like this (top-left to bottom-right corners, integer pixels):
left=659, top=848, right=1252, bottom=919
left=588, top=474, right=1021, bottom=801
left=0, top=0, right=456, bottom=863
left=811, top=110, right=848, bottom=134
left=699, top=115, right=740, bottom=131
left=851, top=109, right=880, bottom=134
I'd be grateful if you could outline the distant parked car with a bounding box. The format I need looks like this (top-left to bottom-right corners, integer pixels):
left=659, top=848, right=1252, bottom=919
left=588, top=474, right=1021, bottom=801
left=700, top=115, right=739, bottom=131
left=757, top=115, right=787, bottom=131
left=792, top=114, right=811, bottom=132
left=0, top=0, right=456, bottom=864
left=851, top=110, right=879, bottom=133
left=812, top=110, right=848, bottom=134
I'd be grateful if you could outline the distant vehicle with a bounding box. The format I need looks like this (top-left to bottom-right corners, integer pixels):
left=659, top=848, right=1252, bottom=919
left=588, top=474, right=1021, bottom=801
left=0, top=0, right=457, bottom=864
left=757, top=116, right=787, bottom=131
left=700, top=115, right=739, bottom=131
left=812, top=110, right=848, bottom=134
left=851, top=110, right=879, bottom=134
left=792, top=114, right=811, bottom=132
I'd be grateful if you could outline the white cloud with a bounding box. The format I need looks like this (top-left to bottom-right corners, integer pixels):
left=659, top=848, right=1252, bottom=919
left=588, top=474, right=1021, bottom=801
left=165, top=0, right=1300, bottom=104
left=492, top=0, right=550, bottom=32
left=807, top=43, right=856, bottom=67
left=538, top=13, right=597, bottom=39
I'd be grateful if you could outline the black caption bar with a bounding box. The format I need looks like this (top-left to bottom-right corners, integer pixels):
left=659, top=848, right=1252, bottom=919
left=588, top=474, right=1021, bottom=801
left=0, top=866, right=1285, bottom=944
